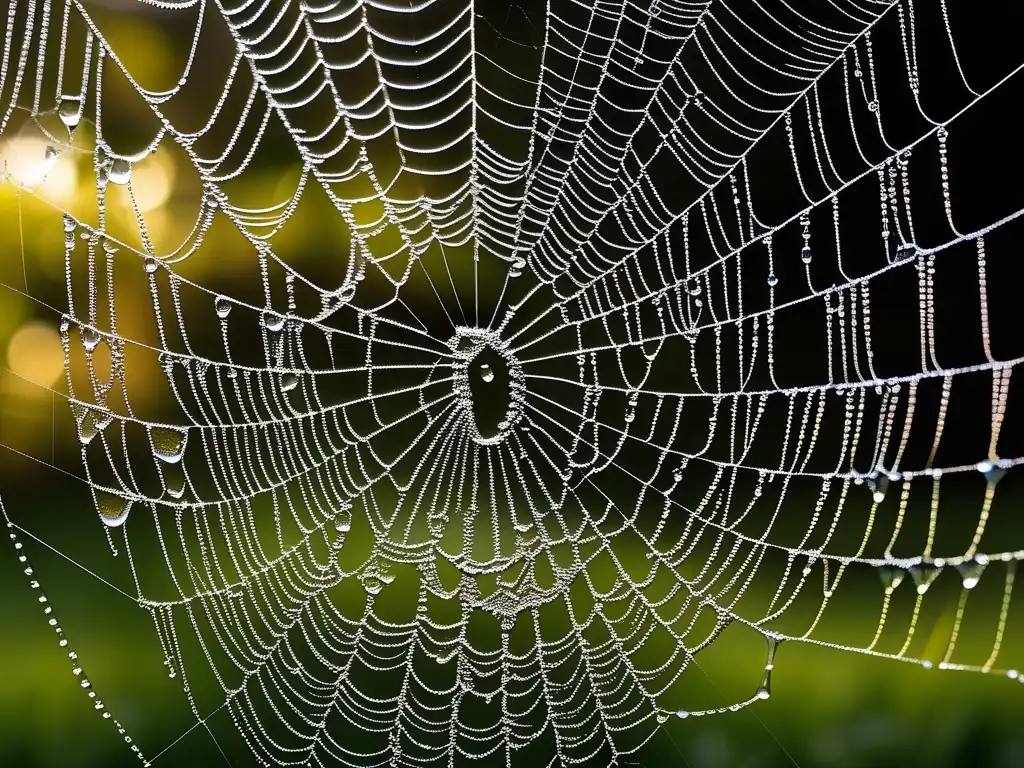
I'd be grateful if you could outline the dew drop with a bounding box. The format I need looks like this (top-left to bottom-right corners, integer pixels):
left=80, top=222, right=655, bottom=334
left=80, top=326, right=101, bottom=352
left=894, top=242, right=919, bottom=261
left=877, top=563, right=905, bottom=592
left=280, top=372, right=300, bottom=392
left=869, top=475, right=889, bottom=504
left=262, top=311, right=286, bottom=332
left=479, top=364, right=495, bottom=383
left=107, top=158, right=132, bottom=185
left=214, top=296, right=232, bottom=318
left=624, top=408, right=636, bottom=424
left=767, top=274, right=778, bottom=287
left=333, top=510, right=352, bottom=533
left=143, top=257, right=159, bottom=274
left=656, top=713, right=670, bottom=725
left=909, top=560, right=942, bottom=595
left=58, top=95, right=82, bottom=128
left=362, top=576, right=383, bottom=595
left=339, top=284, right=356, bottom=303
left=150, top=426, right=187, bottom=464
left=800, top=246, right=812, bottom=264
left=676, top=710, right=689, bottom=719
left=956, top=558, right=986, bottom=590
left=95, top=490, right=131, bottom=527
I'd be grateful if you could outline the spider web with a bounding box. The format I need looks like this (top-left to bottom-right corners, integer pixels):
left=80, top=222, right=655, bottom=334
left=2, top=0, right=1024, bottom=765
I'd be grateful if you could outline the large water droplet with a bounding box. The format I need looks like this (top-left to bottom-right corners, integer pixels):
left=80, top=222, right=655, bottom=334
left=213, top=296, right=232, bottom=319
left=956, top=558, right=986, bottom=589
left=107, top=158, right=131, bottom=185
left=80, top=326, right=101, bottom=352
left=767, top=274, right=778, bottom=287
left=877, top=563, right=905, bottom=592
left=479, top=364, right=494, bottom=383
left=869, top=475, right=889, bottom=504
left=280, top=372, right=300, bottom=392
left=95, top=490, right=131, bottom=527
left=262, top=311, right=286, bottom=332
left=150, top=426, right=187, bottom=464
left=910, top=560, right=942, bottom=595
left=162, top=463, right=187, bottom=500
left=977, top=459, right=1007, bottom=489
left=362, top=575, right=382, bottom=595
left=58, top=95, right=83, bottom=129
left=333, top=509, right=352, bottom=533
left=143, top=257, right=159, bottom=274
left=800, top=246, right=812, bottom=264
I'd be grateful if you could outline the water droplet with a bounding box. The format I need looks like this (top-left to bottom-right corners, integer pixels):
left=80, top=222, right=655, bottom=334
left=280, top=372, right=299, bottom=392
left=767, top=274, right=778, bottom=287
left=95, top=490, right=131, bottom=527
left=143, top=257, right=159, bottom=274
left=878, top=563, right=905, bottom=592
left=656, top=713, right=670, bottom=725
left=977, top=459, right=1006, bottom=488
left=869, top=475, right=889, bottom=504
left=894, top=242, right=918, bottom=261
left=362, top=576, right=382, bottom=595
left=213, top=296, right=232, bottom=319
left=800, top=246, right=812, bottom=264
left=150, top=426, right=186, bottom=464
left=333, top=510, right=352, bottom=533
left=910, top=560, right=942, bottom=595
left=58, top=95, right=82, bottom=129
left=80, top=326, right=101, bottom=352
left=676, top=710, right=689, bottom=719
left=339, top=284, right=356, bottom=303
left=107, top=158, right=131, bottom=185
left=624, top=408, right=636, bottom=424
left=479, top=364, right=494, bottom=383
left=956, top=558, right=986, bottom=589
left=262, top=311, right=286, bottom=332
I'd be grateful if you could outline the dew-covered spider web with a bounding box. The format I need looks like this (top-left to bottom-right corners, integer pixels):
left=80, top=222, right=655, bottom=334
left=2, top=0, right=1024, bottom=765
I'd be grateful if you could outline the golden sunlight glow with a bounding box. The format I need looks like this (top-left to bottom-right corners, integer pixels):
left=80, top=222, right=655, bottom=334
left=1, top=136, right=78, bottom=201
left=129, top=153, right=175, bottom=212
left=6, top=321, right=65, bottom=390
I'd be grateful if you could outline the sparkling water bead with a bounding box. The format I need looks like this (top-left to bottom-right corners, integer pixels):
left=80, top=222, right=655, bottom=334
left=214, top=296, right=232, bottom=318
left=107, top=158, right=132, bottom=185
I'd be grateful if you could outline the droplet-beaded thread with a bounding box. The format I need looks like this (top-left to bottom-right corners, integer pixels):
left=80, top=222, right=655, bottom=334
left=1, top=1, right=1024, bottom=766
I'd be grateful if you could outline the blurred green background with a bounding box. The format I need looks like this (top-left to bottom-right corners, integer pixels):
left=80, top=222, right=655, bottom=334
left=2, top=1, right=1024, bottom=766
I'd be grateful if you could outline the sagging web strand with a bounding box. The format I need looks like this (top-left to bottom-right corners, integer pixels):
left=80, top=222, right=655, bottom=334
left=2, top=0, right=1023, bottom=766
